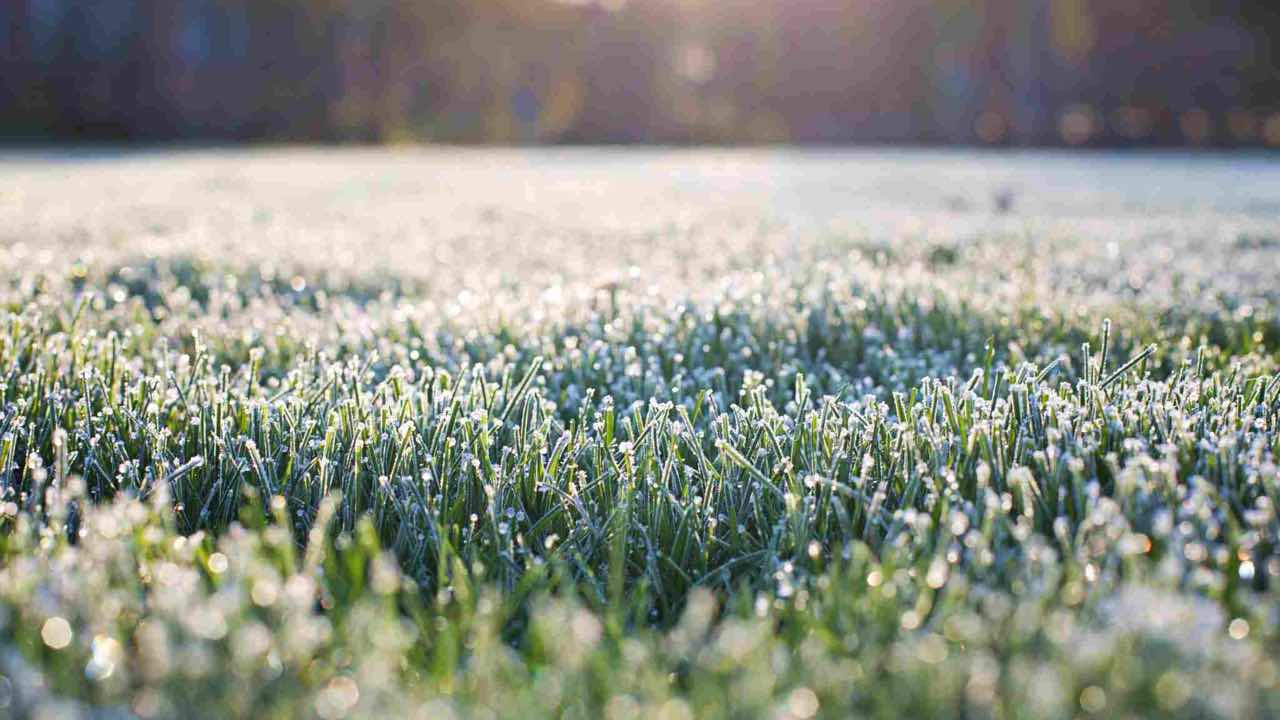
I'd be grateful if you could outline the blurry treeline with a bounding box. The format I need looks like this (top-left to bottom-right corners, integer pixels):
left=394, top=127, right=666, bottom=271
left=2, top=0, right=1279, bottom=146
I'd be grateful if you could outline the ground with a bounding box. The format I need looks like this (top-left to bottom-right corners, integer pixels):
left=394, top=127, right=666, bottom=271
left=0, top=148, right=1277, bottom=718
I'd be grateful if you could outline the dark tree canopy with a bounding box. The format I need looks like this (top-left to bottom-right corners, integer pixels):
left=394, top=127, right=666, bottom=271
left=2, top=0, right=1278, bottom=146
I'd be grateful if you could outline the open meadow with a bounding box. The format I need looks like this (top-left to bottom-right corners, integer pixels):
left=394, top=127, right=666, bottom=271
left=1, top=148, right=1279, bottom=718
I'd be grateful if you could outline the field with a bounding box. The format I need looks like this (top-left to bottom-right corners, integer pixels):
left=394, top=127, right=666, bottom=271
left=1, top=148, right=1279, bottom=719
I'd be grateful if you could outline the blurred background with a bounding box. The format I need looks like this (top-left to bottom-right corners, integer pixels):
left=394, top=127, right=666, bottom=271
left=2, top=0, right=1278, bottom=147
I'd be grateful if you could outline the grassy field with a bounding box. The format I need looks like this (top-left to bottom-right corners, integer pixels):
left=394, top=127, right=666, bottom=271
left=1, top=148, right=1278, bottom=718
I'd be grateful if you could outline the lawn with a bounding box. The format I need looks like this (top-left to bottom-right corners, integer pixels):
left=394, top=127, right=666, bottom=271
left=0, top=148, right=1278, bottom=718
